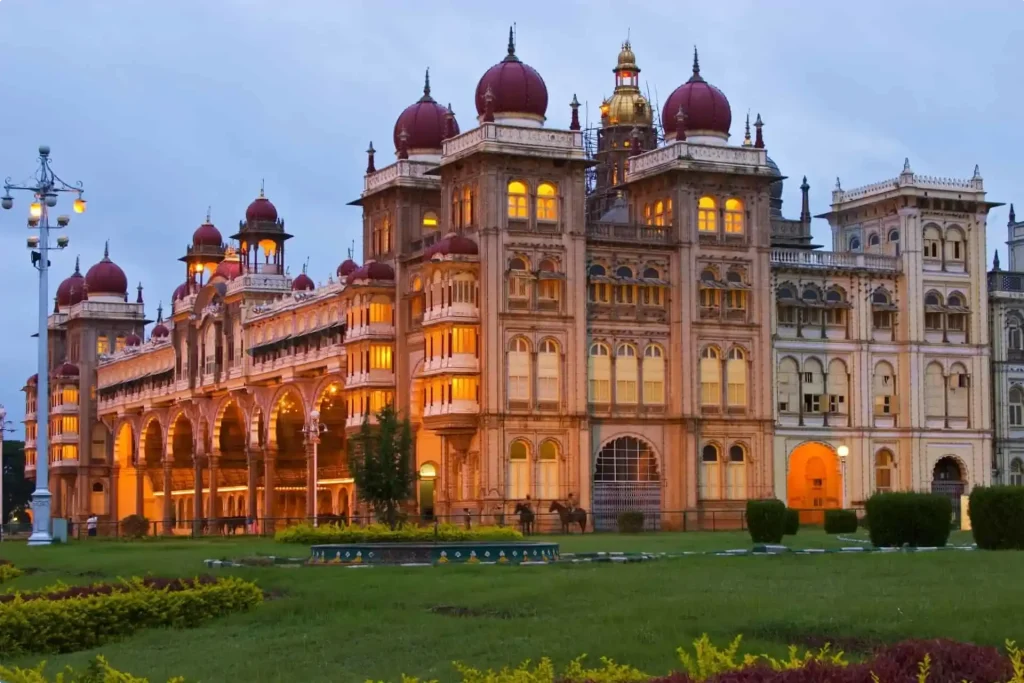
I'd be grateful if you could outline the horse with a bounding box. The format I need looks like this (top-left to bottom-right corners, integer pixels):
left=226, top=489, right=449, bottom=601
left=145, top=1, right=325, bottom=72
left=549, top=501, right=588, bottom=534
left=514, top=502, right=535, bottom=536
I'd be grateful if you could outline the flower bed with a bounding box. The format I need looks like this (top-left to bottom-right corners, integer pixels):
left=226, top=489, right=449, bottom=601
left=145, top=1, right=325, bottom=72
left=0, top=559, right=23, bottom=584
left=275, top=522, right=523, bottom=544
left=0, top=576, right=262, bottom=655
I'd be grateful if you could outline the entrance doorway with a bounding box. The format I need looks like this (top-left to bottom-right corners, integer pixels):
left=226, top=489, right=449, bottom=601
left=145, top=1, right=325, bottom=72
left=787, top=443, right=842, bottom=524
left=931, top=456, right=965, bottom=525
left=419, top=462, right=436, bottom=520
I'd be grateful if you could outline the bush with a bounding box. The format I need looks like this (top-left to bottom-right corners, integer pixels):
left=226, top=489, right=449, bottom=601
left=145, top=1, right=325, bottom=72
left=275, top=522, right=523, bottom=544
left=864, top=492, right=953, bottom=548
left=823, top=509, right=858, bottom=534
left=0, top=577, right=261, bottom=655
left=617, top=511, right=645, bottom=533
left=969, top=485, right=1024, bottom=550
left=120, top=514, right=150, bottom=539
left=783, top=508, right=800, bottom=536
left=0, top=561, right=23, bottom=584
left=0, top=576, right=219, bottom=605
left=745, top=499, right=786, bottom=544
left=0, top=656, right=186, bottom=682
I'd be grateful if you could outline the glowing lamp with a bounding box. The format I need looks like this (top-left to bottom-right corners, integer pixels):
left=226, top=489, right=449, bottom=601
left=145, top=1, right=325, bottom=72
left=310, top=409, right=320, bottom=421
left=837, top=445, right=849, bottom=459
left=29, top=202, right=42, bottom=218
left=259, top=239, right=277, bottom=257
left=73, top=197, right=87, bottom=214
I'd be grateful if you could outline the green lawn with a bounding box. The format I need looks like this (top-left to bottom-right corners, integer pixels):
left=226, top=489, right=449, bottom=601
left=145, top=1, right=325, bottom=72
left=0, top=529, right=1010, bottom=683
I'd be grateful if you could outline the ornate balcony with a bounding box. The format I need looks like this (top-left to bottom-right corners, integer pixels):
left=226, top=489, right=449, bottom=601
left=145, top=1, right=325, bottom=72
left=345, top=369, right=395, bottom=389
left=586, top=222, right=674, bottom=245
left=422, top=400, right=479, bottom=433
left=421, top=354, right=479, bottom=376
left=422, top=302, right=479, bottom=326
left=345, top=322, right=395, bottom=343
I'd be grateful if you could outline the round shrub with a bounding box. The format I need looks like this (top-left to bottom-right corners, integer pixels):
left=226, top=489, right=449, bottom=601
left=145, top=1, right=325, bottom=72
left=783, top=508, right=800, bottom=536
left=823, top=509, right=858, bottom=534
left=120, top=514, right=150, bottom=539
left=968, top=485, right=1024, bottom=549
left=864, top=492, right=952, bottom=547
left=617, top=511, right=645, bottom=533
left=746, top=499, right=786, bottom=544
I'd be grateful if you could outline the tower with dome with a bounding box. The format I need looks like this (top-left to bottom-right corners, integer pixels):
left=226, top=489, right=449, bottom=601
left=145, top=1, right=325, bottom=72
left=22, top=32, right=996, bottom=532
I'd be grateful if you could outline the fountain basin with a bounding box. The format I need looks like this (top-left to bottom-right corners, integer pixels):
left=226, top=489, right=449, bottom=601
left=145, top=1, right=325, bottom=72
left=309, top=541, right=559, bottom=566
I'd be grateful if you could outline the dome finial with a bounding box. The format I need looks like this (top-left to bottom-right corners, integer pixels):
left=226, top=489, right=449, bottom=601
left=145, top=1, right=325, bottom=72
left=743, top=112, right=752, bottom=146
left=259, top=178, right=265, bottom=198
left=503, top=24, right=520, bottom=62
left=569, top=94, right=581, bottom=131
left=206, top=205, right=212, bottom=223
left=994, top=250, right=1002, bottom=271
left=754, top=113, right=764, bottom=148
left=74, top=255, right=80, bottom=275
left=136, top=281, right=144, bottom=304
left=156, top=301, right=163, bottom=323
left=366, top=142, right=376, bottom=174
left=1010, top=203, right=1016, bottom=224
left=424, top=67, right=431, bottom=97
left=688, top=46, right=704, bottom=83
left=103, top=240, right=110, bottom=261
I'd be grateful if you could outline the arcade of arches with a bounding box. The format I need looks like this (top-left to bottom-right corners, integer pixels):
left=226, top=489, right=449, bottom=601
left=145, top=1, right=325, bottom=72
left=104, top=388, right=354, bottom=534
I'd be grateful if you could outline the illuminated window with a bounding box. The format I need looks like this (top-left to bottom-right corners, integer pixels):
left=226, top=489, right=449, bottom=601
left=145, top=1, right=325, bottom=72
left=422, top=211, right=439, bottom=232
left=115, top=335, right=126, bottom=352
left=372, top=215, right=392, bottom=256
left=698, top=196, right=717, bottom=233
left=451, top=326, right=476, bottom=355
left=700, top=346, right=721, bottom=407
left=643, top=344, right=665, bottom=405
left=724, top=198, right=744, bottom=234
left=451, top=376, right=478, bottom=402
left=369, top=344, right=393, bottom=371
left=508, top=337, right=531, bottom=402
left=508, top=180, right=528, bottom=219
left=726, top=347, right=747, bottom=408
left=538, top=440, right=559, bottom=500
left=508, top=440, right=530, bottom=500
left=654, top=200, right=666, bottom=226
left=462, top=186, right=474, bottom=226
left=588, top=342, right=611, bottom=403
left=538, top=339, right=560, bottom=402
left=536, top=182, right=558, bottom=221
left=96, top=336, right=110, bottom=356
left=452, top=189, right=462, bottom=229
left=369, top=300, right=392, bottom=324
left=615, top=343, right=638, bottom=404
left=643, top=203, right=652, bottom=225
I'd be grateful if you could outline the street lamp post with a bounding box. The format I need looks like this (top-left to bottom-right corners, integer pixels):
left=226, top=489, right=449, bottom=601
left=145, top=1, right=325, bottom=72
left=304, top=410, right=327, bottom=527
left=837, top=445, right=850, bottom=510
left=0, top=404, right=7, bottom=542
left=2, top=146, right=87, bottom=546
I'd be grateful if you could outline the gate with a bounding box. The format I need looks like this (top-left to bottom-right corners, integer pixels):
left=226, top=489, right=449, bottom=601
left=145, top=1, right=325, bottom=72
left=592, top=436, right=662, bottom=531
left=931, top=456, right=965, bottom=526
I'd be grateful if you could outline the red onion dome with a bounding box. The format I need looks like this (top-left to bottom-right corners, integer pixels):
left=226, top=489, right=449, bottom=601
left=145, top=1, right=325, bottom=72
left=54, top=362, right=80, bottom=377
left=245, top=188, right=278, bottom=224
left=214, top=258, right=242, bottom=281
left=192, top=214, right=223, bottom=247
left=394, top=70, right=460, bottom=153
left=172, top=281, right=192, bottom=301
left=125, top=333, right=142, bottom=347
left=56, top=256, right=86, bottom=307
left=662, top=49, right=732, bottom=140
left=84, top=241, right=128, bottom=297
left=336, top=258, right=359, bottom=279
left=348, top=260, right=395, bottom=282
left=474, top=29, right=548, bottom=121
left=152, top=322, right=170, bottom=339
left=424, top=232, right=479, bottom=259
left=292, top=271, right=315, bottom=291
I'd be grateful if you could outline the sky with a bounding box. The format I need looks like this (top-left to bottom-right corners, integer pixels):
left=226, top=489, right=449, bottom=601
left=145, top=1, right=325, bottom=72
left=0, top=0, right=1021, bottom=430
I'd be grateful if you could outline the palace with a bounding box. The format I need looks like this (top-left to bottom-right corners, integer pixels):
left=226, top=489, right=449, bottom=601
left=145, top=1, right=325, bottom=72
left=21, top=33, right=1001, bottom=532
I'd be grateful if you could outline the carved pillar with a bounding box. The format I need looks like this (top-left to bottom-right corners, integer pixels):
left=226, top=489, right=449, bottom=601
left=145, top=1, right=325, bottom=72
left=162, top=461, right=173, bottom=535
left=246, top=447, right=259, bottom=522
left=135, top=463, right=144, bottom=518
left=109, top=467, right=119, bottom=524
left=192, top=455, right=203, bottom=536
left=263, top=450, right=277, bottom=534
left=305, top=441, right=316, bottom=519
left=208, top=453, right=220, bottom=524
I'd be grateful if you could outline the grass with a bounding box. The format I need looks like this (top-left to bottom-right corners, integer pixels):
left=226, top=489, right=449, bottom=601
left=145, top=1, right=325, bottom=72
left=0, top=529, right=1012, bottom=683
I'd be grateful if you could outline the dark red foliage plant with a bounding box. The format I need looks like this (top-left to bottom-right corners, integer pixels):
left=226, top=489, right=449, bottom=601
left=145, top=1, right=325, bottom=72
left=0, top=575, right=218, bottom=604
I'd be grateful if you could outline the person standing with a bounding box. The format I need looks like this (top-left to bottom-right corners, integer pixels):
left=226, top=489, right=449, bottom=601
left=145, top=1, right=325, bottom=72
left=86, top=514, right=98, bottom=538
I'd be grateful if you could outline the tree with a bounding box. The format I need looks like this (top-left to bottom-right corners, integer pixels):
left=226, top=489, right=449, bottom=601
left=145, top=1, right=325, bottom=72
left=3, top=440, right=32, bottom=524
left=350, top=404, right=414, bottom=530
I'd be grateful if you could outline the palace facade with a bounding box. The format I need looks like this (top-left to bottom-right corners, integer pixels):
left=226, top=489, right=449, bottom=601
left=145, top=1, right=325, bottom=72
left=21, top=35, right=999, bottom=532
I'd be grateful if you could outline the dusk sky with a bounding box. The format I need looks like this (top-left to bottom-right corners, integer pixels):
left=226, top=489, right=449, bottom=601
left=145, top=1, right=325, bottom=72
left=0, top=1, right=1020, bottom=429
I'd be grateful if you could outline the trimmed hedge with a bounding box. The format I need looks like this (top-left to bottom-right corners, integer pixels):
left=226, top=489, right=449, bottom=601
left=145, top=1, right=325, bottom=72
left=783, top=508, right=800, bottom=536
left=969, top=485, right=1024, bottom=550
left=0, top=576, right=262, bottom=655
left=617, top=511, right=645, bottom=533
left=823, top=509, right=858, bottom=534
left=864, top=492, right=952, bottom=548
left=746, top=499, right=786, bottom=544
left=121, top=514, right=150, bottom=539
left=0, top=560, right=23, bottom=584
left=0, top=576, right=219, bottom=604
left=275, top=522, right=523, bottom=544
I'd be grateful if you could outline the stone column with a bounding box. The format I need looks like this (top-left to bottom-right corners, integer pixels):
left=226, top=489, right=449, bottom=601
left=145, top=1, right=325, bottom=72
left=263, top=450, right=276, bottom=535
left=135, top=465, right=144, bottom=517
left=109, top=467, right=119, bottom=525
left=192, top=455, right=203, bottom=536
left=208, top=453, right=220, bottom=528
left=305, top=441, right=316, bottom=519
left=162, top=462, right=173, bottom=535
left=246, top=447, right=260, bottom=523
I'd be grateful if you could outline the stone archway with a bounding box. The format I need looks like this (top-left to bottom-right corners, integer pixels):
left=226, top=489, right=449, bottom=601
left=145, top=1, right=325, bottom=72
left=215, top=401, right=248, bottom=520
left=315, top=381, right=347, bottom=517
left=592, top=435, right=662, bottom=531
left=167, top=412, right=195, bottom=531
left=113, top=422, right=139, bottom=521
left=932, top=456, right=966, bottom=525
left=270, top=387, right=307, bottom=521
left=787, top=442, right=842, bottom=525
left=138, top=418, right=164, bottom=521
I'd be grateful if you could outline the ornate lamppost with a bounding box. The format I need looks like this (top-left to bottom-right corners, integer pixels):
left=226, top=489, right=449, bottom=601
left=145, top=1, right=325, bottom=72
left=837, top=444, right=850, bottom=509
left=2, top=146, right=87, bottom=546
left=303, top=410, right=328, bottom=527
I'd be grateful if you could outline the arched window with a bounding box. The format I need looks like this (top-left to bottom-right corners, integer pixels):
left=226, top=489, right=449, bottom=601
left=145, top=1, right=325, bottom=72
left=726, top=347, right=747, bottom=408
left=615, top=266, right=634, bottom=304
left=849, top=235, right=861, bottom=251
left=536, top=182, right=558, bottom=221
left=700, top=346, right=721, bottom=407
left=777, top=357, right=799, bottom=413
left=827, top=358, right=849, bottom=415
left=924, top=291, right=944, bottom=331
left=875, top=450, right=895, bottom=493
left=508, top=257, right=530, bottom=306
left=643, top=345, right=665, bottom=405
left=824, top=287, right=846, bottom=326
left=422, top=211, right=439, bottom=233
left=777, top=285, right=797, bottom=325
left=462, top=186, right=474, bottom=226
left=872, top=288, right=894, bottom=330
left=1010, top=458, right=1024, bottom=486
left=507, top=338, right=531, bottom=403
left=945, top=227, right=965, bottom=264
left=699, top=443, right=721, bottom=499
left=924, top=363, right=945, bottom=418
left=588, top=263, right=610, bottom=303
left=537, top=339, right=560, bottom=403
left=643, top=203, right=652, bottom=225
left=508, top=440, right=530, bottom=500
left=1011, top=386, right=1024, bottom=427
left=726, top=444, right=746, bottom=500
left=1009, top=316, right=1024, bottom=351
left=507, top=180, right=528, bottom=219
left=641, top=267, right=664, bottom=306
left=802, top=358, right=824, bottom=413
left=724, top=198, right=744, bottom=234
left=615, top=344, right=638, bottom=404
left=868, top=233, right=880, bottom=247
left=923, top=225, right=942, bottom=259
left=451, top=189, right=462, bottom=229
left=947, top=292, right=967, bottom=332
left=538, top=440, right=560, bottom=500
left=698, top=196, right=717, bottom=233
left=588, top=342, right=611, bottom=403
left=947, top=362, right=969, bottom=419
left=873, top=361, right=896, bottom=416
left=699, top=269, right=720, bottom=318
left=654, top=200, right=666, bottom=226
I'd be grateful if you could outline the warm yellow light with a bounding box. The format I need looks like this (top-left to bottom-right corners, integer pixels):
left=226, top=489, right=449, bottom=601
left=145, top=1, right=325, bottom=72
left=73, top=197, right=86, bottom=214
left=29, top=202, right=42, bottom=218
left=259, top=239, right=277, bottom=257
left=837, top=445, right=849, bottom=458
